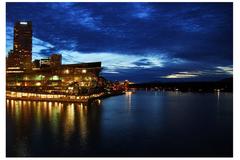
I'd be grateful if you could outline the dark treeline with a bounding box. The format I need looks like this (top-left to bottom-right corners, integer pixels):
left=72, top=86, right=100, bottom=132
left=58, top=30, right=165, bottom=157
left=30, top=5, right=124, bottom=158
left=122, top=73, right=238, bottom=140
left=129, top=77, right=233, bottom=92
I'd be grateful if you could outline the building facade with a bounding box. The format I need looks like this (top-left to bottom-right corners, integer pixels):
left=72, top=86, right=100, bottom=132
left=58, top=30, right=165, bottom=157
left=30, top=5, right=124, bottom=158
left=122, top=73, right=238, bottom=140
left=7, top=21, right=32, bottom=70
left=50, top=54, right=62, bottom=67
left=6, top=21, right=105, bottom=96
left=6, top=62, right=103, bottom=95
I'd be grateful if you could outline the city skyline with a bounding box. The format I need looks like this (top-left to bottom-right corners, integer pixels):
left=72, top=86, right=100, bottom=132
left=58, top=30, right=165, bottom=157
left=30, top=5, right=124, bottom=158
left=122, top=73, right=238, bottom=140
left=6, top=2, right=233, bottom=83
left=5, top=2, right=234, bottom=157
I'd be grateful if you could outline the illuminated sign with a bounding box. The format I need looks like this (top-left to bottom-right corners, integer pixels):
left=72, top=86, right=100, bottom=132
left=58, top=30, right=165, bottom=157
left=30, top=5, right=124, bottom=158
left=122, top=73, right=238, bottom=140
left=20, top=22, right=28, bottom=25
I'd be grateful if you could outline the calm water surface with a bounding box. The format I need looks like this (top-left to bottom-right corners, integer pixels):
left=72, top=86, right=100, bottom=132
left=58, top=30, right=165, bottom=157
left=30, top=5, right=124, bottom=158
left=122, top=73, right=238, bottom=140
left=6, top=91, right=233, bottom=157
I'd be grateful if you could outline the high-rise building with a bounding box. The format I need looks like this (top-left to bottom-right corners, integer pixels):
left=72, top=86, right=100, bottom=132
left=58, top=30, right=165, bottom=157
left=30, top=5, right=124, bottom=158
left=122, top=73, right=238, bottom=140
left=50, top=54, right=62, bottom=67
left=13, top=21, right=32, bottom=70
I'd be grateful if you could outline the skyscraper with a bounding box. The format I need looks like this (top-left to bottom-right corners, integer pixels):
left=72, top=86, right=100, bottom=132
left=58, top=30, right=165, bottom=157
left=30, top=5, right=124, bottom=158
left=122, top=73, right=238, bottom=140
left=13, top=21, right=32, bottom=70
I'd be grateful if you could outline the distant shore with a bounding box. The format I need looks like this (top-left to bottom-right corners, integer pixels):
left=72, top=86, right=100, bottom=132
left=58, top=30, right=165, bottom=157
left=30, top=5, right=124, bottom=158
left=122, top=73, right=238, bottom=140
left=129, top=77, right=233, bottom=92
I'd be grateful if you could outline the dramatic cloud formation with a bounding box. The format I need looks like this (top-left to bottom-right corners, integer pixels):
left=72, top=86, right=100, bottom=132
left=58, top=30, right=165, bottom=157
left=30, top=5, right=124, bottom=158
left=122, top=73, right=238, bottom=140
left=6, top=2, right=233, bottom=82
left=161, top=65, right=233, bottom=79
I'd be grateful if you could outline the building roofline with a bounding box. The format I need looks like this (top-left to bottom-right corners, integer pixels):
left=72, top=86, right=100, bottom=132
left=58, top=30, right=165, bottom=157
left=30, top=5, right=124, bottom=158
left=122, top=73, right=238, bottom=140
left=61, top=62, right=101, bottom=68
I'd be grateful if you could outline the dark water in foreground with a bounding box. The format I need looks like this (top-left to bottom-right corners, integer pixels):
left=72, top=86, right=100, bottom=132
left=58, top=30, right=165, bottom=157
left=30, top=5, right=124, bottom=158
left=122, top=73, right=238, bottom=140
left=6, top=91, right=233, bottom=157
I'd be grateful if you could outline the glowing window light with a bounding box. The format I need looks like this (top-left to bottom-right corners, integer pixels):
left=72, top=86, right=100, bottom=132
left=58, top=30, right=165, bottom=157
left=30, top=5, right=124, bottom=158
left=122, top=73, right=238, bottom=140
left=7, top=67, right=20, bottom=69
left=17, top=93, right=22, bottom=97
left=82, top=69, right=87, bottom=73
left=52, top=75, right=59, bottom=80
left=36, top=82, right=41, bottom=86
left=35, top=75, right=45, bottom=80
left=7, top=70, right=24, bottom=73
left=20, top=22, right=28, bottom=25
left=23, top=76, right=29, bottom=80
left=64, top=69, right=70, bottom=74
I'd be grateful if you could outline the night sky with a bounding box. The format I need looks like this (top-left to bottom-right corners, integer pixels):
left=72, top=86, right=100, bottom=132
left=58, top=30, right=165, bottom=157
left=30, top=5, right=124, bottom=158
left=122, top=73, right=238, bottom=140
left=6, top=2, right=233, bottom=83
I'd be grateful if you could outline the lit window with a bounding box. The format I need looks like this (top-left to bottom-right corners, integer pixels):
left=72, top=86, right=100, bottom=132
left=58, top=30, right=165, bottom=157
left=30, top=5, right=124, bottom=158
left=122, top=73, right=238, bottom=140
left=52, top=75, right=59, bottom=80
left=24, top=76, right=29, bottom=80
left=82, top=69, right=87, bottom=73
left=35, top=75, right=45, bottom=80
left=35, top=82, right=41, bottom=86
left=64, top=69, right=69, bottom=74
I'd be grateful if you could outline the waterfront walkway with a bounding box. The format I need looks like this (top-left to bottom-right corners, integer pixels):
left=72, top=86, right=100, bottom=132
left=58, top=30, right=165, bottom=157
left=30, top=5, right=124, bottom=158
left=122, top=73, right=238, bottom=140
left=6, top=96, right=89, bottom=103
left=6, top=90, right=125, bottom=103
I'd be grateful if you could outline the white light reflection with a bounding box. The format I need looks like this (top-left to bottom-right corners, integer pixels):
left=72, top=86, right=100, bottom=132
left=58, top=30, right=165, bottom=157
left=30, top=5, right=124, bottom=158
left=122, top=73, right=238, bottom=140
left=77, top=103, right=88, bottom=144
left=63, top=103, right=75, bottom=145
left=125, top=91, right=132, bottom=112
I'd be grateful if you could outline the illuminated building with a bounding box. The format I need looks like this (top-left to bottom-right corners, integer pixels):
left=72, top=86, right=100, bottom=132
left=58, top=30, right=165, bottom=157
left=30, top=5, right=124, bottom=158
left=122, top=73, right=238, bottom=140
left=12, top=21, right=32, bottom=70
left=6, top=61, right=103, bottom=95
left=6, top=21, right=106, bottom=96
left=50, top=54, right=62, bottom=67
left=40, top=54, right=62, bottom=68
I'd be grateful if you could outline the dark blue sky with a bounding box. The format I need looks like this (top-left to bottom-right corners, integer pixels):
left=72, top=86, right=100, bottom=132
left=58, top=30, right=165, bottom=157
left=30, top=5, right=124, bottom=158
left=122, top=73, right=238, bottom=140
left=6, top=2, right=233, bottom=83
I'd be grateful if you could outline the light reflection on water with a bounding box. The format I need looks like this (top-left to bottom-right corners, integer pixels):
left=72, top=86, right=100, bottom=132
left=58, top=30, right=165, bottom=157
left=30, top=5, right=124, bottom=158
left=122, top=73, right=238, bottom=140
left=77, top=104, right=88, bottom=145
left=7, top=99, right=100, bottom=156
left=6, top=91, right=233, bottom=157
left=125, top=92, right=132, bottom=112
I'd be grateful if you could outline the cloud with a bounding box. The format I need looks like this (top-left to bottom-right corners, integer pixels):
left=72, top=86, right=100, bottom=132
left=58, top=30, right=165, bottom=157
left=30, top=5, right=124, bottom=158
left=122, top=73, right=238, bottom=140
left=161, top=65, right=233, bottom=79
left=161, top=4, right=232, bottom=33
left=58, top=50, right=168, bottom=73
left=161, top=71, right=201, bottom=79
left=32, top=37, right=54, bottom=54
left=131, top=3, right=154, bottom=19
left=175, top=19, right=203, bottom=32
left=102, top=70, right=119, bottom=74
left=216, top=65, right=233, bottom=75
left=6, top=3, right=233, bottom=82
left=70, top=9, right=102, bottom=31
left=50, top=3, right=103, bottom=31
left=6, top=25, right=13, bottom=53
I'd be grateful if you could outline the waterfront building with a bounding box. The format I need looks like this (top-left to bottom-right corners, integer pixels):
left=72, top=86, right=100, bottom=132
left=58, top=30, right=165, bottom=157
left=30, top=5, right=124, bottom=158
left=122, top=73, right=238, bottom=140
left=6, top=21, right=107, bottom=97
left=11, top=21, right=32, bottom=70
left=6, top=61, right=103, bottom=95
